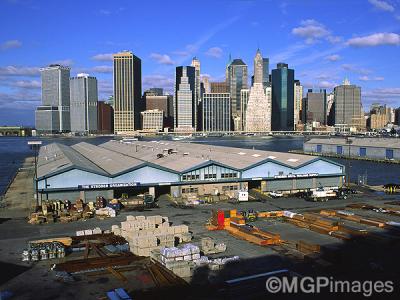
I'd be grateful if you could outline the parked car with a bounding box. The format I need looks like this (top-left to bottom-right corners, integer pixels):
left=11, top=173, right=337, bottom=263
left=269, top=191, right=283, bottom=198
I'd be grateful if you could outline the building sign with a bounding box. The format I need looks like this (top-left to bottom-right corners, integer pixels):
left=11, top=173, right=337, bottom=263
left=78, top=182, right=137, bottom=189
left=274, top=173, right=319, bottom=179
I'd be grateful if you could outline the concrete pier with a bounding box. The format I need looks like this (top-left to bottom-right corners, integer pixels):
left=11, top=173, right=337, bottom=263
left=0, top=157, right=35, bottom=218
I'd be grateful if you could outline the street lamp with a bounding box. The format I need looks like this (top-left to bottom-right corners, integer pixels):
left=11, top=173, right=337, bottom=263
left=345, top=138, right=353, bottom=188
left=28, top=141, right=42, bottom=209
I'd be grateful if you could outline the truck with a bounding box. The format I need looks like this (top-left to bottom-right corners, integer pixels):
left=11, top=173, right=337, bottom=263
left=119, top=193, right=157, bottom=211
left=306, top=187, right=337, bottom=202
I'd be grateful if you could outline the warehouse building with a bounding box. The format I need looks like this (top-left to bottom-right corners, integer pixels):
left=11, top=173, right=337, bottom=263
left=304, top=138, right=400, bottom=161
left=36, top=140, right=345, bottom=202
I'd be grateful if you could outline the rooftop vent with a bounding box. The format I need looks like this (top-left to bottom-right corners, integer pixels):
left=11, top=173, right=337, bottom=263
left=252, top=154, right=261, bottom=157
left=238, top=152, right=246, bottom=155
left=287, top=158, right=299, bottom=162
left=267, top=156, right=277, bottom=159
left=183, top=152, right=189, bottom=156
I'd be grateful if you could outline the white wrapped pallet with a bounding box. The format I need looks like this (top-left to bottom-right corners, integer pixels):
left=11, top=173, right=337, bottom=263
left=76, top=230, right=85, bottom=236
left=283, top=211, right=296, bottom=218
left=127, top=215, right=136, bottom=221
left=84, top=229, right=93, bottom=236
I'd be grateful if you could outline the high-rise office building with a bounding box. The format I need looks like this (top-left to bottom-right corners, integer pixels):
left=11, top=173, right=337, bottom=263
left=294, top=80, right=303, bottom=127
left=174, top=66, right=196, bottom=131
left=113, top=51, right=142, bottom=134
left=240, top=89, right=249, bottom=131
left=271, top=63, right=295, bottom=131
left=304, top=89, right=326, bottom=125
left=35, top=64, right=71, bottom=133
left=333, top=79, right=363, bottom=129
left=202, top=93, right=231, bottom=132
left=144, top=93, right=173, bottom=128
left=191, top=57, right=201, bottom=99
left=70, top=73, right=98, bottom=133
left=226, top=59, right=248, bottom=130
left=245, top=49, right=271, bottom=132
left=262, top=57, right=269, bottom=87
left=394, top=107, right=400, bottom=126
left=210, top=82, right=229, bottom=93
left=141, top=109, right=164, bottom=132
left=98, top=101, right=114, bottom=134
left=144, top=88, right=163, bottom=96
left=201, top=76, right=210, bottom=94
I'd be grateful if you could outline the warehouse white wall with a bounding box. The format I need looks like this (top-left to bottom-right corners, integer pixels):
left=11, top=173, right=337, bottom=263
left=113, top=166, right=179, bottom=184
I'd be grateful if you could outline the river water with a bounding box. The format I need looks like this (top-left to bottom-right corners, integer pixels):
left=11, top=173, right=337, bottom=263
left=0, top=135, right=399, bottom=196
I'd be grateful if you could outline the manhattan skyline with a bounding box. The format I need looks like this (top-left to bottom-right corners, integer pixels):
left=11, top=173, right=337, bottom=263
left=1, top=0, right=400, bottom=126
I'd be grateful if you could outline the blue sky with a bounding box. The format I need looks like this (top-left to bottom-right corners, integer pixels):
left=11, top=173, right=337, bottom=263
left=0, top=0, right=399, bottom=126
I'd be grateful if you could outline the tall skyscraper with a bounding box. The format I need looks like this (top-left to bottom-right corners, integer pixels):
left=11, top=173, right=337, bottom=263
left=70, top=73, right=98, bottom=133
left=174, top=66, right=196, bottom=131
left=201, top=76, right=210, bottom=94
left=245, top=49, right=271, bottom=132
left=271, top=63, right=295, bottom=131
left=333, top=79, right=363, bottom=130
left=240, top=89, right=249, bottom=131
left=144, top=93, right=174, bottom=128
left=210, top=82, right=229, bottom=93
left=226, top=59, right=248, bottom=130
left=294, top=80, right=303, bottom=127
left=202, top=93, right=231, bottom=132
left=35, top=64, right=71, bottom=133
left=113, top=51, right=142, bottom=134
left=304, top=89, right=327, bottom=124
left=262, top=57, right=270, bottom=87
left=97, top=101, right=114, bottom=134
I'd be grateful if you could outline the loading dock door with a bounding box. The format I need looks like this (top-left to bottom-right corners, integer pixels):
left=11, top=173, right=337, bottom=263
left=316, top=145, right=322, bottom=153
left=359, top=147, right=366, bottom=157
left=386, top=149, right=394, bottom=159
left=336, top=146, right=343, bottom=155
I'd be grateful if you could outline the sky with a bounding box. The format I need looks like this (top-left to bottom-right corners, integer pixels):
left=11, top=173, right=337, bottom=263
left=0, top=0, right=400, bottom=126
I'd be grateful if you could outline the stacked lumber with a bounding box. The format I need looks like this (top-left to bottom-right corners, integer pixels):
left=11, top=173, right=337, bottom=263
left=111, top=215, right=191, bottom=257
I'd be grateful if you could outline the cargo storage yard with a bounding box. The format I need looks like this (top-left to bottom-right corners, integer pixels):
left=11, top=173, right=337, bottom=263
left=1, top=144, right=400, bottom=300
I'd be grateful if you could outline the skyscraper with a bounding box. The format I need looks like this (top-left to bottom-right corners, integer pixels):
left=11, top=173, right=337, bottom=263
left=35, top=64, right=71, bottom=133
left=226, top=59, right=248, bottom=130
left=262, top=57, right=270, bottom=87
left=240, top=89, right=249, bottom=131
left=333, top=79, right=363, bottom=130
left=271, top=63, right=295, bottom=131
left=113, top=51, right=142, bottom=134
left=174, top=66, right=196, bottom=131
left=202, top=93, right=231, bottom=132
left=144, top=93, right=174, bottom=128
left=245, top=49, right=271, bottom=132
left=70, top=73, right=98, bottom=133
left=304, top=89, right=327, bottom=124
left=97, top=101, right=114, bottom=134
left=294, top=80, right=303, bottom=127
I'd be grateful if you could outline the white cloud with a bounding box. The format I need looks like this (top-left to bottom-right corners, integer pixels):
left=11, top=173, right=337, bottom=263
left=149, top=53, right=175, bottom=65
left=0, top=39, right=22, bottom=50
left=326, top=35, right=343, bottom=44
left=51, top=59, right=74, bottom=66
left=359, top=75, right=385, bottom=81
left=347, top=33, right=400, bottom=47
left=91, top=53, right=113, bottom=61
left=0, top=90, right=41, bottom=109
left=11, top=80, right=41, bottom=89
left=99, top=9, right=111, bottom=15
left=292, top=19, right=330, bottom=44
left=341, top=64, right=371, bottom=75
left=0, top=66, right=40, bottom=76
left=368, top=0, right=394, bottom=12
left=92, top=65, right=113, bottom=73
left=205, top=47, right=223, bottom=58
left=143, top=74, right=174, bottom=92
left=97, top=80, right=113, bottom=95
left=325, top=54, right=341, bottom=62
left=318, top=80, right=337, bottom=89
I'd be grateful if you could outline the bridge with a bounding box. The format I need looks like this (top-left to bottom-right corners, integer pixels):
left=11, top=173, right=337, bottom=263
left=0, top=126, right=32, bottom=137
